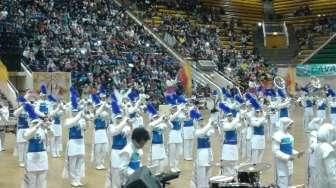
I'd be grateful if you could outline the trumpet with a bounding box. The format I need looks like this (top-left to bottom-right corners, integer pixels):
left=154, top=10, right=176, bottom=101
left=274, top=76, right=286, bottom=90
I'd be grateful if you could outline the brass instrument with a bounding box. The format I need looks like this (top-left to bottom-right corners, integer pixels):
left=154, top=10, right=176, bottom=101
left=274, top=76, right=285, bottom=90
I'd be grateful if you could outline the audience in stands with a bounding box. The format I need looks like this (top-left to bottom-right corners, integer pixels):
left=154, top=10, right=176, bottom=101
left=294, top=4, right=311, bottom=17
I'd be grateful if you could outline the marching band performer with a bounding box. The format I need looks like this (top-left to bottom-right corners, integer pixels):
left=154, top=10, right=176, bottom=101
left=250, top=99, right=267, bottom=164
left=179, top=96, right=195, bottom=161
left=119, top=127, right=150, bottom=185
left=147, top=102, right=168, bottom=174
left=219, top=102, right=241, bottom=176
left=315, top=124, right=336, bottom=188
left=126, top=89, right=143, bottom=129
left=105, top=100, right=131, bottom=188
left=277, top=89, right=290, bottom=119
left=327, top=88, right=336, bottom=126
left=0, top=102, right=9, bottom=151
left=91, top=93, right=109, bottom=170
left=265, top=89, right=279, bottom=137
left=48, top=95, right=65, bottom=158
left=167, top=95, right=184, bottom=173
left=272, top=117, right=303, bottom=188
left=14, top=96, right=30, bottom=167
left=316, top=94, right=327, bottom=120
left=299, top=87, right=314, bottom=129
left=306, top=117, right=323, bottom=188
left=22, top=103, right=51, bottom=188
left=62, top=91, right=87, bottom=187
left=190, top=116, right=214, bottom=188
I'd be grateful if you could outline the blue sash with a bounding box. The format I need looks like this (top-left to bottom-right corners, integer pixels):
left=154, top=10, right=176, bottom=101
left=18, top=115, right=29, bottom=129
left=112, top=134, right=127, bottom=150
left=94, top=117, right=106, bottom=130
left=306, top=100, right=313, bottom=108
left=129, top=112, right=136, bottom=118
left=183, top=119, right=193, bottom=127
left=331, top=107, right=336, bottom=114
left=280, top=137, right=293, bottom=155
left=318, top=103, right=326, bottom=110
left=152, top=129, right=163, bottom=144
left=28, top=137, right=45, bottom=152
left=39, top=102, right=48, bottom=114
left=224, top=130, right=238, bottom=145
left=54, top=116, right=61, bottom=125
left=253, top=126, right=264, bottom=135
left=171, top=119, right=181, bottom=130
left=279, top=108, right=288, bottom=117
left=197, top=137, right=210, bottom=149
left=69, top=125, right=83, bottom=139
left=128, top=152, right=140, bottom=170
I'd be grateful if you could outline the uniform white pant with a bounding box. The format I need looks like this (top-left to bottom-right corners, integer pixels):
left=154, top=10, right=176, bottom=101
left=191, top=166, right=211, bottom=188
left=183, top=139, right=193, bottom=160
left=17, top=142, right=28, bottom=163
left=251, top=149, right=264, bottom=164
left=330, top=115, right=336, bottom=126
left=308, top=166, right=317, bottom=188
left=69, top=155, right=84, bottom=183
left=304, top=110, right=313, bottom=129
left=151, top=159, right=168, bottom=174
left=94, top=143, right=107, bottom=167
left=277, top=175, right=292, bottom=188
left=22, top=170, right=47, bottom=188
left=0, top=131, right=5, bottom=151
left=105, top=166, right=122, bottom=188
left=243, top=139, right=252, bottom=162
left=221, top=160, right=237, bottom=176
left=50, top=136, right=62, bottom=157
left=169, top=143, right=182, bottom=170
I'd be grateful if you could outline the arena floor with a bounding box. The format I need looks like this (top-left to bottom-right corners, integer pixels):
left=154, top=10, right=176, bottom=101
left=0, top=105, right=307, bottom=188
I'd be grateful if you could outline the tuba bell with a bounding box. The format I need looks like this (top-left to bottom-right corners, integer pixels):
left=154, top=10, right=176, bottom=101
left=274, top=76, right=286, bottom=90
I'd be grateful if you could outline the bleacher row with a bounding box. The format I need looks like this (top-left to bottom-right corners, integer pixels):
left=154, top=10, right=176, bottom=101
left=307, top=38, right=336, bottom=64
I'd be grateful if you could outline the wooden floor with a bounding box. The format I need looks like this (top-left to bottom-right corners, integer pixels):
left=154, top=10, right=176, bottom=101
left=0, top=105, right=308, bottom=188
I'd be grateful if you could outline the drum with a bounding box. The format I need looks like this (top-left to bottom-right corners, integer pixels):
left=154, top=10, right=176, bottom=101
left=218, top=182, right=252, bottom=188
left=209, top=176, right=235, bottom=188
left=237, top=171, right=259, bottom=185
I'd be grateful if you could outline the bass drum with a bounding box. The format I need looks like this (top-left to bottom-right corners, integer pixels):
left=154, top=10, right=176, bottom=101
left=218, top=182, right=252, bottom=188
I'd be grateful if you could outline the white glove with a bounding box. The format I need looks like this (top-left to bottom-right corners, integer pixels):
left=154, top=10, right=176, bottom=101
left=122, top=126, right=131, bottom=136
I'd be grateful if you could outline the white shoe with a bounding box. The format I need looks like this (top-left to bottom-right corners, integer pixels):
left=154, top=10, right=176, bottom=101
left=52, top=155, right=57, bottom=158
left=170, top=168, right=178, bottom=173
left=71, top=181, right=79, bottom=187
left=100, top=165, right=105, bottom=169
left=77, top=181, right=83, bottom=187
left=184, top=158, right=192, bottom=161
left=175, top=167, right=181, bottom=172
left=19, top=163, right=25, bottom=167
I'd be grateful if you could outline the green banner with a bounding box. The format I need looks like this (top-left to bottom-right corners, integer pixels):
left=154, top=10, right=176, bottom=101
left=296, top=64, right=336, bottom=77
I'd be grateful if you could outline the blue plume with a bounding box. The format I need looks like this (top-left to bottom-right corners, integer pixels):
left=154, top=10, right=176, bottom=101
left=98, top=85, right=106, bottom=95
left=277, top=89, right=286, bottom=99
left=177, top=95, right=187, bottom=104
left=110, top=93, right=117, bottom=102
left=146, top=103, right=157, bottom=116
left=224, top=91, right=232, bottom=98
left=111, top=100, right=122, bottom=115
left=231, top=109, right=238, bottom=117
left=70, top=86, right=79, bottom=98
left=128, top=89, right=139, bottom=102
left=221, top=87, right=227, bottom=95
left=219, top=102, right=231, bottom=113
left=40, top=84, right=47, bottom=95
left=17, top=96, right=27, bottom=103
left=190, top=108, right=202, bottom=120
left=71, top=96, right=78, bottom=110
left=301, top=86, right=309, bottom=93
left=23, top=103, right=39, bottom=120
left=165, top=95, right=177, bottom=105
left=249, top=97, right=261, bottom=110
left=91, top=93, right=101, bottom=105
left=234, top=95, right=244, bottom=104
left=245, top=92, right=254, bottom=100
left=47, top=95, right=57, bottom=102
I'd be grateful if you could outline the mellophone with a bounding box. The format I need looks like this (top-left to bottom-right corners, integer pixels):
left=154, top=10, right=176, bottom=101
left=210, top=162, right=276, bottom=188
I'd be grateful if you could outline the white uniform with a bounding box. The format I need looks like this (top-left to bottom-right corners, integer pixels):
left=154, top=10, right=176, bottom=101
left=149, top=116, right=168, bottom=174
left=315, top=126, right=336, bottom=188
left=168, top=108, right=184, bottom=171
left=302, top=96, right=314, bottom=129
left=106, top=118, right=130, bottom=188
left=91, top=106, right=109, bottom=169
left=316, top=98, right=327, bottom=119
left=243, top=110, right=254, bottom=162
left=183, top=114, right=194, bottom=160
left=191, top=120, right=214, bottom=188
left=119, top=142, right=143, bottom=185
left=63, top=112, right=86, bottom=186
left=250, top=115, right=267, bottom=163
left=49, top=105, right=64, bottom=157
left=268, top=100, right=279, bottom=136
left=329, top=100, right=336, bottom=126
left=272, top=117, right=299, bottom=188
left=22, top=124, right=49, bottom=188
left=35, top=99, right=50, bottom=152
left=0, top=105, right=9, bottom=151
left=14, top=106, right=29, bottom=166
left=220, top=117, right=241, bottom=176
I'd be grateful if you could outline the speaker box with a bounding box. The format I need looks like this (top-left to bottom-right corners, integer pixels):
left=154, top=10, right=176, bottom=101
left=124, top=166, right=161, bottom=188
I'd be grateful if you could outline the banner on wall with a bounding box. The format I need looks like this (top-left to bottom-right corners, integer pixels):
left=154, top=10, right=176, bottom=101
left=296, top=64, right=336, bottom=77
left=33, top=72, right=71, bottom=101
